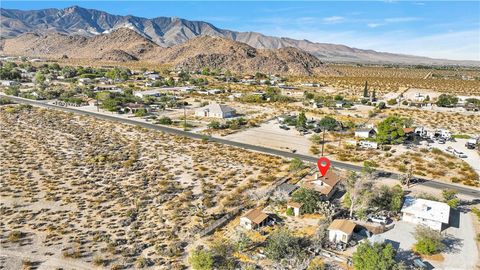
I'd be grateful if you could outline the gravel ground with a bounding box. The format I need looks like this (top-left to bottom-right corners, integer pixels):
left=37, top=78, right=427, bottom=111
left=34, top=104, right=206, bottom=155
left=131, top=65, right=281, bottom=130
left=377, top=214, right=478, bottom=270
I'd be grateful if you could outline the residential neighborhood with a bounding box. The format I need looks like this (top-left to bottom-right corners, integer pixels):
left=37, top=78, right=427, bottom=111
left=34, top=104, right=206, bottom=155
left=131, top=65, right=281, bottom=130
left=1, top=2, right=480, bottom=270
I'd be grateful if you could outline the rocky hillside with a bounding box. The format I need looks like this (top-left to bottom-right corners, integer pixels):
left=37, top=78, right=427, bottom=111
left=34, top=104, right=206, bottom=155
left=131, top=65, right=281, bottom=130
left=0, top=29, right=337, bottom=76
left=0, top=28, right=158, bottom=61
left=155, top=36, right=337, bottom=75
left=1, top=6, right=478, bottom=66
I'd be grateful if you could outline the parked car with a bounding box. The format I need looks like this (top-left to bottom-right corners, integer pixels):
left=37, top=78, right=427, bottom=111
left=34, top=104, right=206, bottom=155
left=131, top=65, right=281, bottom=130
left=279, top=125, right=290, bottom=130
left=446, top=146, right=454, bottom=153
left=368, top=215, right=387, bottom=224
left=438, top=138, right=446, bottom=144
left=465, top=142, right=476, bottom=149
left=453, top=150, right=467, bottom=158
left=413, top=258, right=427, bottom=269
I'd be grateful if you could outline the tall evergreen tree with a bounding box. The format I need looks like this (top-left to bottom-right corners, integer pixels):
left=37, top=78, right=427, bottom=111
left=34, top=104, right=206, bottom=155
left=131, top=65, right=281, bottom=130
left=363, top=81, right=369, bottom=97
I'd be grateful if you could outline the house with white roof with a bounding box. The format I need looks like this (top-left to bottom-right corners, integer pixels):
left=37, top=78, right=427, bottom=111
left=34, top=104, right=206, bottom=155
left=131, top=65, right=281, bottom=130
left=195, top=103, right=236, bottom=119
left=355, top=128, right=377, bottom=139
left=401, top=196, right=450, bottom=231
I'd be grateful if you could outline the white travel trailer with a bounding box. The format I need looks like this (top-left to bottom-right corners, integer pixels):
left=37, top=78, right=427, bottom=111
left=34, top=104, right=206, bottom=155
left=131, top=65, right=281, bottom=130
left=433, top=129, right=451, bottom=140
left=359, top=140, right=378, bottom=149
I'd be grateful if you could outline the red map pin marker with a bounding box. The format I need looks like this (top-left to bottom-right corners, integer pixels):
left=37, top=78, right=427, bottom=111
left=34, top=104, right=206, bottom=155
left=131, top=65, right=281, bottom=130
left=317, top=157, right=330, bottom=176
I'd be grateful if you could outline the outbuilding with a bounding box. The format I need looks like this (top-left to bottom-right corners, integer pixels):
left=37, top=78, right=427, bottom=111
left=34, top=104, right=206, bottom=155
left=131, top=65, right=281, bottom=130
left=355, top=128, right=377, bottom=139
left=287, top=201, right=303, bottom=217
left=328, top=219, right=356, bottom=243
left=240, top=208, right=269, bottom=230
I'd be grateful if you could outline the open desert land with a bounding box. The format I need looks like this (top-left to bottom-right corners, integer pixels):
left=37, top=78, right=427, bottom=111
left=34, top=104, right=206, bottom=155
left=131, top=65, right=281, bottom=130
left=0, top=104, right=291, bottom=269
left=312, top=65, right=480, bottom=96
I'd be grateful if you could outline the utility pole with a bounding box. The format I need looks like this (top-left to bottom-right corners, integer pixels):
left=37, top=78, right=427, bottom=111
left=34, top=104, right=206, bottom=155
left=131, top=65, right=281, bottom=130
left=183, top=104, right=187, bottom=131
left=321, top=128, right=326, bottom=157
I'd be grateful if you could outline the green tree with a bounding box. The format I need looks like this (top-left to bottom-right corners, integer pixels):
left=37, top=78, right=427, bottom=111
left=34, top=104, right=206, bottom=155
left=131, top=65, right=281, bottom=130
left=414, top=226, right=445, bottom=255
left=297, top=111, right=307, bottom=128
left=202, top=67, right=210, bottom=75
left=34, top=71, right=46, bottom=84
left=376, top=116, right=406, bottom=144
left=436, top=94, right=458, bottom=107
left=289, top=158, right=304, bottom=171
left=352, top=242, right=397, bottom=270
left=442, top=189, right=459, bottom=208
left=157, top=116, right=173, bottom=125
left=208, top=120, right=221, bottom=129
left=377, top=101, right=386, bottom=109
left=265, top=228, right=305, bottom=261
left=371, top=185, right=404, bottom=213
left=101, top=98, right=120, bottom=112
left=363, top=81, right=369, bottom=98
left=189, top=248, right=214, bottom=270
left=134, top=108, right=147, bottom=117
left=318, top=116, right=338, bottom=131
left=4, top=86, right=20, bottom=96
left=291, top=187, right=322, bottom=214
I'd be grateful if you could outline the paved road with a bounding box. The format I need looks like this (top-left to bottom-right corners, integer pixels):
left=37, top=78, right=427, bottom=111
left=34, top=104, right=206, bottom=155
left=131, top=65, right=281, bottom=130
left=2, top=94, right=479, bottom=197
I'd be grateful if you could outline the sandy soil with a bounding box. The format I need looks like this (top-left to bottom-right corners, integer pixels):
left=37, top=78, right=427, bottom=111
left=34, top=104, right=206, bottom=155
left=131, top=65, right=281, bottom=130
left=0, top=105, right=290, bottom=269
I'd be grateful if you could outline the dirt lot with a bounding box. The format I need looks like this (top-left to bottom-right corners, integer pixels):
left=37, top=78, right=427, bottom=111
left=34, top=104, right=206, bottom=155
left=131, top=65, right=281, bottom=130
left=0, top=105, right=290, bottom=269
left=222, top=119, right=314, bottom=156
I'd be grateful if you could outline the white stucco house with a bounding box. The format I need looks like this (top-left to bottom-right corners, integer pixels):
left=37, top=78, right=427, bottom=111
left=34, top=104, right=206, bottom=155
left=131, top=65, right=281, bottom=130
left=328, top=219, right=356, bottom=243
left=401, top=196, right=450, bottom=231
left=195, top=103, right=236, bottom=118
left=355, top=128, right=377, bottom=139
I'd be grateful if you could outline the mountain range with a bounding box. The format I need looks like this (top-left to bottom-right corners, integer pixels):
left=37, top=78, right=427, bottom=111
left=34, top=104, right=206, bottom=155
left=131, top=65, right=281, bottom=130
left=1, top=5, right=478, bottom=67
left=0, top=28, right=339, bottom=76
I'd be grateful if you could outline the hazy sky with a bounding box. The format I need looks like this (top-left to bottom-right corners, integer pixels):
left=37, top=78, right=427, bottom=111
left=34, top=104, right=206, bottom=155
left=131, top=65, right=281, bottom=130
left=2, top=1, right=480, bottom=60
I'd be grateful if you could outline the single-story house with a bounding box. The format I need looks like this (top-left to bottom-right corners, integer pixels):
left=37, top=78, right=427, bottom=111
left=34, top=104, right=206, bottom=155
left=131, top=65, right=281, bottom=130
left=1, top=80, right=20, bottom=87
left=134, top=89, right=163, bottom=98
left=328, top=219, right=356, bottom=243
left=335, top=101, right=346, bottom=108
left=86, top=98, right=97, bottom=106
left=146, top=73, right=161, bottom=81
left=121, top=103, right=150, bottom=114
left=195, top=103, right=236, bottom=119
left=355, top=128, right=377, bottom=139
left=287, top=201, right=303, bottom=217
left=240, top=208, right=269, bottom=230
left=78, top=78, right=93, bottom=86
left=401, top=196, right=450, bottom=231
left=302, top=170, right=341, bottom=200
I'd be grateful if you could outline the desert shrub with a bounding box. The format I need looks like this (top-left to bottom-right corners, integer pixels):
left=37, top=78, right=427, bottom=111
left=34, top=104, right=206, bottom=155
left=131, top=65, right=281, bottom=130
left=352, top=242, right=397, bottom=270
left=8, top=231, right=23, bottom=242
left=265, top=228, right=306, bottom=260
left=413, top=226, right=445, bottom=255
left=307, top=257, right=325, bottom=270
left=189, top=248, right=213, bottom=270
left=157, top=116, right=173, bottom=125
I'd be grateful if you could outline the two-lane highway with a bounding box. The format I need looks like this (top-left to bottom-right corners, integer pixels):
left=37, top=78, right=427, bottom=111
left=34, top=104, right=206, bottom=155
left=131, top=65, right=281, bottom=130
left=2, top=94, right=479, bottom=197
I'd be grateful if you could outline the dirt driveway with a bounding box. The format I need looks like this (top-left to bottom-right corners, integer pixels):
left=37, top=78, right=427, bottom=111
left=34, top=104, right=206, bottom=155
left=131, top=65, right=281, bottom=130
left=377, top=212, right=478, bottom=270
